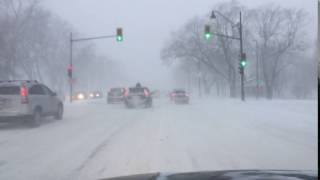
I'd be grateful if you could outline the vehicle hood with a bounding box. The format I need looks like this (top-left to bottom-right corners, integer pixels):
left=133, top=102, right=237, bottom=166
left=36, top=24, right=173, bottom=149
left=100, top=170, right=317, bottom=180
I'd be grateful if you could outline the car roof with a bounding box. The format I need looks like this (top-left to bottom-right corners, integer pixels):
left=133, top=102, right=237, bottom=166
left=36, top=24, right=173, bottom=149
left=173, top=89, right=186, bottom=92
left=0, top=80, right=39, bottom=87
left=129, top=86, right=148, bottom=89
left=110, top=87, right=124, bottom=90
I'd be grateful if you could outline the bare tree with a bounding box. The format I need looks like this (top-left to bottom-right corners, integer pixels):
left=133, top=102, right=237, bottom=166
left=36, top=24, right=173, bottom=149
left=161, top=1, right=250, bottom=98
left=247, top=4, right=308, bottom=99
left=0, top=0, right=39, bottom=79
left=161, top=17, right=230, bottom=97
left=0, top=0, right=123, bottom=95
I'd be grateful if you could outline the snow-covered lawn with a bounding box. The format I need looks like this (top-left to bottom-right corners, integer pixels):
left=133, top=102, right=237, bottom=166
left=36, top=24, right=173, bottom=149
left=0, top=98, right=317, bottom=180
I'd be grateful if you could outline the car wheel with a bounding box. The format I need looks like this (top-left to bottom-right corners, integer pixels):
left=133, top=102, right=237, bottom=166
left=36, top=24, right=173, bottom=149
left=125, top=103, right=133, bottom=109
left=54, top=104, right=63, bottom=120
left=29, top=109, right=42, bottom=127
left=145, top=102, right=152, bottom=108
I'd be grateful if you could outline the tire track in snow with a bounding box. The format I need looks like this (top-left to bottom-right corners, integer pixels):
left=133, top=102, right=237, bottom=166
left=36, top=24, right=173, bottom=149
left=65, top=112, right=142, bottom=180
left=187, top=149, right=199, bottom=170
left=0, top=161, right=6, bottom=168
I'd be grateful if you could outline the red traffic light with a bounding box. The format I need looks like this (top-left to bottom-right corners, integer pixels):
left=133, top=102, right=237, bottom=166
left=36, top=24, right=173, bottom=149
left=67, top=65, right=73, bottom=78
left=67, top=65, right=72, bottom=70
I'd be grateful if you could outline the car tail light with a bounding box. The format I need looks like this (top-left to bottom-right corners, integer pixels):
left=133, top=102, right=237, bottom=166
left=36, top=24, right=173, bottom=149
left=124, top=88, right=129, bottom=97
left=144, top=89, right=149, bottom=97
left=171, top=93, right=176, bottom=97
left=20, top=85, right=28, bottom=104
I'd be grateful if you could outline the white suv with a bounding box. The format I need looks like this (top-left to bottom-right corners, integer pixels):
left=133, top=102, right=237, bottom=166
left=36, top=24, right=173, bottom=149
left=0, top=80, right=63, bottom=127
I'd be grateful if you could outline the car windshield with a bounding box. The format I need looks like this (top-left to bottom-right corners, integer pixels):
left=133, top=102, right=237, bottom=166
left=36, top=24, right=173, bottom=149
left=129, top=87, right=145, bottom=94
left=174, top=90, right=186, bottom=94
left=0, top=0, right=318, bottom=180
left=110, top=88, right=123, bottom=94
left=110, top=88, right=122, bottom=92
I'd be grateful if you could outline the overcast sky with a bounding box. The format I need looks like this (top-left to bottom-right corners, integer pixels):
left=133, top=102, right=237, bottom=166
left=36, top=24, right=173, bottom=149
left=43, top=0, right=317, bottom=89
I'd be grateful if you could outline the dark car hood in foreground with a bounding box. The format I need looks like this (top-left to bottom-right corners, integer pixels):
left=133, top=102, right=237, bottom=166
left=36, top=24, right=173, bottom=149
left=101, top=170, right=317, bottom=180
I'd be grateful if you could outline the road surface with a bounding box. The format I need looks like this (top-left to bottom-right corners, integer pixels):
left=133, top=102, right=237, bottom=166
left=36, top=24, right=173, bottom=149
left=0, top=98, right=317, bottom=180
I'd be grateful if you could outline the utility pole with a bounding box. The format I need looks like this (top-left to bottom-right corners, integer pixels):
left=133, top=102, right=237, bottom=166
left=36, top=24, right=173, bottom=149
left=255, top=40, right=259, bottom=99
left=207, top=10, right=246, bottom=101
left=69, top=33, right=73, bottom=103
left=239, top=12, right=245, bottom=101
left=198, top=61, right=202, bottom=98
left=187, top=68, right=191, bottom=93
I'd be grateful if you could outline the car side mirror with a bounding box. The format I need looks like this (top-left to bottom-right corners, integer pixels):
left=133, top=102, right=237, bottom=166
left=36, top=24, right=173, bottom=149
left=52, top=92, right=57, bottom=96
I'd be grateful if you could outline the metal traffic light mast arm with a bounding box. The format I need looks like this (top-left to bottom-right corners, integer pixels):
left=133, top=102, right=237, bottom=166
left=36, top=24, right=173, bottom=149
left=211, top=10, right=239, bottom=28
left=210, top=10, right=240, bottom=40
left=72, top=35, right=117, bottom=42
left=68, top=28, right=123, bottom=103
left=211, top=32, right=240, bottom=40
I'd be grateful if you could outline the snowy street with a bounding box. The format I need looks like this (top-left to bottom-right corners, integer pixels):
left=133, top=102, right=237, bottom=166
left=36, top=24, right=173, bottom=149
left=0, top=98, right=317, bottom=180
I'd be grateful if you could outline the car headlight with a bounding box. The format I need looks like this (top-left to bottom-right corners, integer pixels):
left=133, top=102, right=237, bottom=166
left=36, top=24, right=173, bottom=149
left=89, top=93, right=94, bottom=98
left=77, top=94, right=85, bottom=99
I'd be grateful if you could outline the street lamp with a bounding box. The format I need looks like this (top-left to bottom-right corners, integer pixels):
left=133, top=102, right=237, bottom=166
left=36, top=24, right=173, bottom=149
left=208, top=10, right=246, bottom=101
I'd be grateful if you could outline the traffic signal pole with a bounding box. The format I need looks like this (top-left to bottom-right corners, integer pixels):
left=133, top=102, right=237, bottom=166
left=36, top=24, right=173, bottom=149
left=68, top=28, right=123, bottom=103
left=207, top=10, right=246, bottom=102
left=69, top=33, right=73, bottom=103
left=239, top=12, right=245, bottom=101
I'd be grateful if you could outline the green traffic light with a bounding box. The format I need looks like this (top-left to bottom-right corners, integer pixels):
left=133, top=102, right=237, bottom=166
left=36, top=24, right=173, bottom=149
left=116, top=36, right=123, bottom=42
left=205, top=33, right=212, bottom=40
left=240, top=60, right=247, bottom=67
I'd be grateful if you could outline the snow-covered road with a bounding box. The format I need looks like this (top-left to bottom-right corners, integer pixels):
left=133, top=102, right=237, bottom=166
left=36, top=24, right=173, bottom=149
left=0, top=98, right=317, bottom=180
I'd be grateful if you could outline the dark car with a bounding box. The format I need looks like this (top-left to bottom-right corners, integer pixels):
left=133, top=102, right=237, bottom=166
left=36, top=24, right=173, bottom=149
left=170, top=89, right=189, bottom=104
left=101, top=170, right=317, bottom=180
left=124, top=87, right=152, bottom=108
left=107, top=88, right=126, bottom=104
left=88, top=91, right=103, bottom=99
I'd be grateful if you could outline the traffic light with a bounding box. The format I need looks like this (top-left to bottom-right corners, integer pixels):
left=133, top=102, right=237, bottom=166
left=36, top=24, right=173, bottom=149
left=67, top=65, right=72, bottom=78
left=238, top=53, right=247, bottom=74
left=116, top=28, right=123, bottom=42
left=240, top=53, right=247, bottom=68
left=204, top=25, right=212, bottom=40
